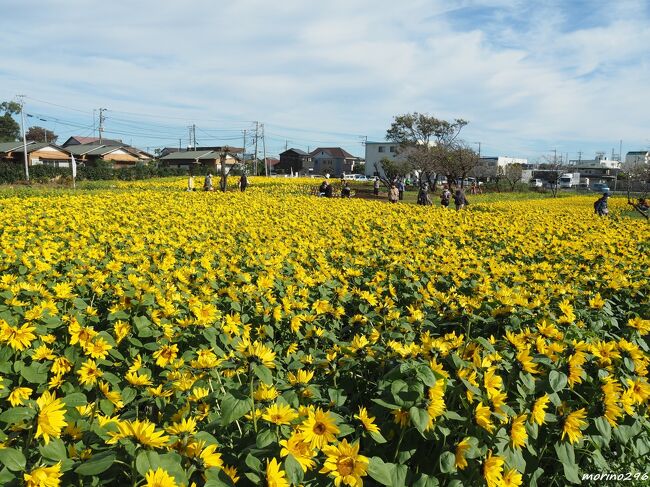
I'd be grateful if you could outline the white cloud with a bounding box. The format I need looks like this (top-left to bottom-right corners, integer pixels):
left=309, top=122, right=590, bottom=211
left=0, top=0, right=648, bottom=157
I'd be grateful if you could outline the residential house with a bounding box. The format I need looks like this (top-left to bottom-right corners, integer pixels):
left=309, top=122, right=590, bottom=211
left=568, top=154, right=622, bottom=185
left=276, top=148, right=312, bottom=174
left=160, top=149, right=240, bottom=170
left=67, top=144, right=149, bottom=168
left=61, top=136, right=123, bottom=147
left=364, top=142, right=401, bottom=178
left=310, top=147, right=360, bottom=177
left=0, top=141, right=71, bottom=168
left=159, top=146, right=242, bottom=158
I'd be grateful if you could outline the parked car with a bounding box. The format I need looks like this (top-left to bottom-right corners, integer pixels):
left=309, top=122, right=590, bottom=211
left=529, top=179, right=544, bottom=188
left=591, top=182, right=611, bottom=193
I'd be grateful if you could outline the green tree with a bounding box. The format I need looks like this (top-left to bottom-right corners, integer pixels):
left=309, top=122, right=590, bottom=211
left=386, top=112, right=467, bottom=187
left=379, top=157, right=411, bottom=182
left=25, top=126, right=58, bottom=143
left=0, top=101, right=21, bottom=143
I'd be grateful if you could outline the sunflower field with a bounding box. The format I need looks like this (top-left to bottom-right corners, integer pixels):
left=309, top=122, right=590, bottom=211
left=0, top=178, right=648, bottom=487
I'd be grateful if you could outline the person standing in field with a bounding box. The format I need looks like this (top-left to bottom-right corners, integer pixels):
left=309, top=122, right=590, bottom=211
left=397, top=179, right=405, bottom=200
left=440, top=185, right=451, bottom=208
left=389, top=184, right=399, bottom=203
left=204, top=173, right=213, bottom=191
left=239, top=174, right=248, bottom=192
left=454, top=188, right=468, bottom=210
left=187, top=174, right=195, bottom=191
left=594, top=193, right=610, bottom=216
left=417, top=182, right=431, bottom=205
left=373, top=177, right=380, bottom=196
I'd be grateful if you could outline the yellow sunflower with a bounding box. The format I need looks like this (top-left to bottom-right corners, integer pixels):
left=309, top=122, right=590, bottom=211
left=320, top=439, right=369, bottom=487
left=24, top=462, right=62, bottom=487
left=299, top=408, right=340, bottom=450
left=266, top=458, right=289, bottom=487
left=35, top=391, right=67, bottom=445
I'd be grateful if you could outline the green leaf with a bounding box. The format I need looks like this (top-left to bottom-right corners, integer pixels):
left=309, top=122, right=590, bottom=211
left=205, top=467, right=235, bottom=487
left=368, top=457, right=393, bottom=486
left=390, top=464, right=409, bottom=487
left=0, top=448, right=26, bottom=472
left=0, top=467, right=15, bottom=484
left=554, top=442, right=580, bottom=484
left=371, top=398, right=400, bottom=410
left=245, top=453, right=262, bottom=474
left=439, top=451, right=456, bottom=473
left=413, top=473, right=440, bottom=487
left=62, top=392, right=87, bottom=408
left=328, top=388, right=347, bottom=407
left=285, top=455, right=304, bottom=485
left=20, top=362, right=48, bottom=384
left=549, top=370, right=567, bottom=392
left=75, top=451, right=116, bottom=476
left=135, top=451, right=160, bottom=477
left=220, top=392, right=253, bottom=426
left=409, top=406, right=430, bottom=435
left=133, top=315, right=154, bottom=338
left=256, top=429, right=275, bottom=449
left=391, top=380, right=409, bottom=405
left=369, top=430, right=388, bottom=444
left=39, top=438, right=68, bottom=461
left=252, top=364, right=273, bottom=385
left=594, top=417, right=611, bottom=443
left=476, top=337, right=495, bottom=353
left=121, top=387, right=137, bottom=405
left=415, top=364, right=437, bottom=387
left=0, top=407, right=35, bottom=424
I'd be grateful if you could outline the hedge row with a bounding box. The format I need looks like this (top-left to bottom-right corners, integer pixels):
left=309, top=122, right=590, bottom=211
left=0, top=162, right=229, bottom=184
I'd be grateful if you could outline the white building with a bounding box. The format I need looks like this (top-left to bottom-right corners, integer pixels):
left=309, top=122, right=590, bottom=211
left=364, top=141, right=403, bottom=178
left=479, top=156, right=528, bottom=168
left=623, top=151, right=649, bottom=172
left=568, top=153, right=621, bottom=169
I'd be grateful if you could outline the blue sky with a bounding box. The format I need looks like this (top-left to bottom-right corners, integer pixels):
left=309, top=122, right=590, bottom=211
left=1, top=0, right=648, bottom=161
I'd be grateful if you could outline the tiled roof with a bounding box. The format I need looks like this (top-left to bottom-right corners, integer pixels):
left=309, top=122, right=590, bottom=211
left=310, top=147, right=359, bottom=159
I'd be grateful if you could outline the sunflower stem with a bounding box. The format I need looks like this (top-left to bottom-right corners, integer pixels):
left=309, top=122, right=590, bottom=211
left=393, top=427, right=405, bottom=462
left=249, top=365, right=258, bottom=434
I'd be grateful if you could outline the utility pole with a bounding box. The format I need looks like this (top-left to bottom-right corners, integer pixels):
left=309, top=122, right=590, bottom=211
left=577, top=151, right=582, bottom=164
left=17, top=95, right=29, bottom=181
left=474, top=141, right=481, bottom=158
left=98, top=108, right=107, bottom=143
left=179, top=138, right=182, bottom=150
left=254, top=121, right=259, bottom=176
left=187, top=125, right=197, bottom=150
left=285, top=140, right=288, bottom=151
left=262, top=123, right=267, bottom=176
left=188, top=126, right=193, bottom=149
left=242, top=130, right=247, bottom=174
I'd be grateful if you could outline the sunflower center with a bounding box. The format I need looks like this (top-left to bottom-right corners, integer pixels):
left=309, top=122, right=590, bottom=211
left=313, top=422, right=326, bottom=435
left=337, top=457, right=355, bottom=476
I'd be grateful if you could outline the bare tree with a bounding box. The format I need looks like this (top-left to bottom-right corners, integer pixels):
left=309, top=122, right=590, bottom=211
left=625, top=162, right=649, bottom=220
left=502, top=163, right=523, bottom=191
left=439, top=142, right=481, bottom=188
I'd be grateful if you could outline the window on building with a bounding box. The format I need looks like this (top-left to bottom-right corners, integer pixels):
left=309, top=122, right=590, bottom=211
left=378, top=146, right=385, bottom=153
left=389, top=146, right=396, bottom=152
